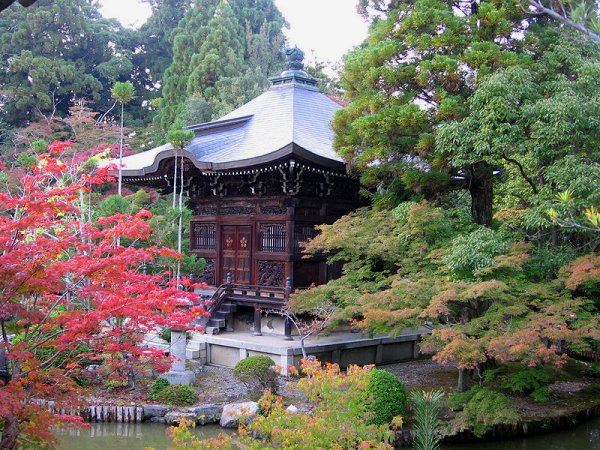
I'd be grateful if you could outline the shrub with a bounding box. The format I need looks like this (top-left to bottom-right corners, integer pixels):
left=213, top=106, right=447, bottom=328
left=157, top=384, right=197, bottom=406
left=104, top=379, right=128, bottom=391
left=501, top=368, right=550, bottom=402
left=364, top=369, right=407, bottom=425
left=586, top=362, right=600, bottom=378
left=446, top=388, right=476, bottom=411
left=148, top=377, right=170, bottom=400
left=233, top=356, right=278, bottom=396
left=451, top=388, right=519, bottom=437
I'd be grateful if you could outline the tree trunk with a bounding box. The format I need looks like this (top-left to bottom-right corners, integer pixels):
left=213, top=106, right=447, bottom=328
left=468, top=162, right=494, bottom=226
left=457, top=368, right=470, bottom=392
left=0, top=415, right=19, bottom=450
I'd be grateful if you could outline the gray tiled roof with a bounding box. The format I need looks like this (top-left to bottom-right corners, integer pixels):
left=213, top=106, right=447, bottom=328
left=116, top=79, right=345, bottom=176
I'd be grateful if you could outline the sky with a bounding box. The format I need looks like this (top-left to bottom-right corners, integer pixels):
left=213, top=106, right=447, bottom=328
left=99, top=0, right=370, bottom=67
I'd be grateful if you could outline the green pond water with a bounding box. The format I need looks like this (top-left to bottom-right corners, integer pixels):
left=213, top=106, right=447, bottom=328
left=56, top=422, right=227, bottom=450
left=57, top=418, right=600, bottom=450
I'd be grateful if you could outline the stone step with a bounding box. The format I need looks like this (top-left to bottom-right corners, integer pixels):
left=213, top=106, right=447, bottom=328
left=186, top=347, right=206, bottom=360
left=194, top=287, right=217, bottom=296
left=207, top=318, right=225, bottom=328
left=219, top=302, right=237, bottom=313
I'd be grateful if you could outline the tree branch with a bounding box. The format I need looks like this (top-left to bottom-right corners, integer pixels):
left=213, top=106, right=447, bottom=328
left=527, top=0, right=600, bottom=44
left=501, top=154, right=538, bottom=194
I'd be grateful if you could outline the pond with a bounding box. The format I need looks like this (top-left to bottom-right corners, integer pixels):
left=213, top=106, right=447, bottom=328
left=57, top=418, right=600, bottom=450
left=56, top=422, right=227, bottom=450
left=444, top=417, right=600, bottom=450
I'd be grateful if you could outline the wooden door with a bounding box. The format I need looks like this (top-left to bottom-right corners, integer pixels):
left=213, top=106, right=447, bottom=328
left=222, top=225, right=252, bottom=285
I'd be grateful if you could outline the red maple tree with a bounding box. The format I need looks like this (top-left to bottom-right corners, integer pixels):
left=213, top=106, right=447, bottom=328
left=0, top=142, right=205, bottom=449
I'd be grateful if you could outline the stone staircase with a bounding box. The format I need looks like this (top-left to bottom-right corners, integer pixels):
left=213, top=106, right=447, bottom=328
left=186, top=332, right=207, bottom=361
left=193, top=286, right=237, bottom=335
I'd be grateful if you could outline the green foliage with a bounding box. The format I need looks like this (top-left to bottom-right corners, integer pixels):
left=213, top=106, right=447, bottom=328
left=586, top=362, right=600, bottom=378
left=364, top=369, right=407, bottom=425
left=154, top=0, right=285, bottom=132
left=159, top=328, right=191, bottom=343
left=111, top=81, right=135, bottom=105
left=159, top=327, right=172, bottom=343
left=443, top=227, right=510, bottom=279
left=411, top=390, right=445, bottom=450
left=104, top=379, right=128, bottom=391
left=246, top=359, right=394, bottom=449
left=449, top=387, right=519, bottom=437
left=524, top=245, right=581, bottom=282
left=233, top=356, right=278, bottom=395
left=167, top=360, right=395, bottom=449
left=167, top=121, right=195, bottom=150
left=500, top=368, right=550, bottom=402
left=335, top=0, right=537, bottom=223
left=0, top=0, right=132, bottom=124
left=148, top=377, right=170, bottom=401
left=157, top=383, right=197, bottom=406
left=15, top=152, right=37, bottom=169
left=145, top=197, right=205, bottom=276
left=446, top=389, right=476, bottom=412
left=95, top=195, right=134, bottom=218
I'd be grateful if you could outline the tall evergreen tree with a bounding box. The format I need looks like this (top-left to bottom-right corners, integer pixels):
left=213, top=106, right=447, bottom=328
left=0, top=0, right=132, bottom=125
left=334, top=0, right=552, bottom=224
left=154, top=0, right=285, bottom=132
left=129, top=0, right=191, bottom=125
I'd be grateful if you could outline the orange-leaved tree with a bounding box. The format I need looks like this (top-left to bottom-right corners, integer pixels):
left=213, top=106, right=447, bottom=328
left=0, top=141, right=205, bottom=449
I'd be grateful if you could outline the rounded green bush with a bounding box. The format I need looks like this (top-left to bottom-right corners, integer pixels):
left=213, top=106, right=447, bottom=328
left=148, top=377, right=170, bottom=400
left=233, top=356, right=278, bottom=394
left=364, top=369, right=407, bottom=425
left=157, top=383, right=197, bottom=406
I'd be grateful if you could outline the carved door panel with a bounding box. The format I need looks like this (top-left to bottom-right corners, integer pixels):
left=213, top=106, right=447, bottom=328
left=221, top=225, right=252, bottom=284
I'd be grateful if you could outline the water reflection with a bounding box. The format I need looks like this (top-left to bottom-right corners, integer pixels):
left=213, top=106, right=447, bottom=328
left=57, top=422, right=225, bottom=450
left=57, top=417, right=600, bottom=450
left=444, top=417, right=600, bottom=450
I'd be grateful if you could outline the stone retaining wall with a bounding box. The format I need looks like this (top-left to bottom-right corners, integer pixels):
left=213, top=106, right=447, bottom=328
left=48, top=402, right=223, bottom=425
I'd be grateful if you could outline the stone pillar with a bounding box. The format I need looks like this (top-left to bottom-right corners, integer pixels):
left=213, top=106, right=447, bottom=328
left=283, top=316, right=293, bottom=341
left=253, top=306, right=262, bottom=336
left=166, top=329, right=194, bottom=385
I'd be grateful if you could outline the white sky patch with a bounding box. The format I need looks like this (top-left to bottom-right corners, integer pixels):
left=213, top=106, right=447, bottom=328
left=99, top=0, right=369, bottom=65
left=274, top=0, right=369, bottom=65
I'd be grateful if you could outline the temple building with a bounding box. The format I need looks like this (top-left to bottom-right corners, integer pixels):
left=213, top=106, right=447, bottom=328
left=121, top=51, right=426, bottom=367
left=118, top=50, right=363, bottom=294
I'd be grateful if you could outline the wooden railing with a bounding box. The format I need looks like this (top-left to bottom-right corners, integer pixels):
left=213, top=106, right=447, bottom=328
left=202, top=273, right=292, bottom=314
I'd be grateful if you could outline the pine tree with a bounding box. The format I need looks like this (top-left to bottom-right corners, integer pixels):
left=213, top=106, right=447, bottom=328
left=0, top=0, right=131, bottom=125
left=130, top=0, right=191, bottom=125
left=334, top=0, right=552, bottom=224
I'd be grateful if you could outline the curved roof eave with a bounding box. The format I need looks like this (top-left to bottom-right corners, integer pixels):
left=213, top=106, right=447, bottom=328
left=120, top=142, right=347, bottom=178
left=204, top=143, right=347, bottom=172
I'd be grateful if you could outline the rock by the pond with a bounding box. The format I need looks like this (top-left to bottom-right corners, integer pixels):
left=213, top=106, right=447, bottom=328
left=149, top=416, right=167, bottom=424
left=286, top=404, right=299, bottom=414
left=220, top=402, right=259, bottom=428
left=192, top=404, right=223, bottom=425
left=143, top=405, right=168, bottom=420
left=164, top=410, right=197, bottom=425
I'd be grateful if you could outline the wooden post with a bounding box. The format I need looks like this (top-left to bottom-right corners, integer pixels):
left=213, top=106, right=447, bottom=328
left=285, top=276, right=292, bottom=300
left=253, top=306, right=262, bottom=336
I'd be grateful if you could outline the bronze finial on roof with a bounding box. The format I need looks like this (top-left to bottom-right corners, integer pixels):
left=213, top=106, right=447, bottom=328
left=273, top=46, right=317, bottom=89
left=285, top=47, right=305, bottom=71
